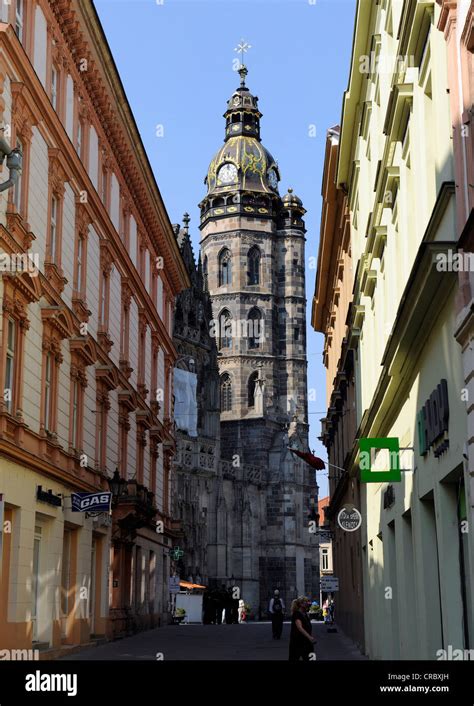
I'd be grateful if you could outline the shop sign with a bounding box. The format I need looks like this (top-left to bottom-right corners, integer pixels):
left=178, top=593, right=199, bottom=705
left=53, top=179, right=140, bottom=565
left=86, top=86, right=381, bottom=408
left=417, top=379, right=449, bottom=457
left=36, top=486, right=62, bottom=507
left=71, top=492, right=112, bottom=513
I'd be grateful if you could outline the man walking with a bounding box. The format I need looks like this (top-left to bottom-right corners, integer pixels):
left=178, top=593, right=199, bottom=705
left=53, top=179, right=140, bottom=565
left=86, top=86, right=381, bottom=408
left=268, top=589, right=285, bottom=639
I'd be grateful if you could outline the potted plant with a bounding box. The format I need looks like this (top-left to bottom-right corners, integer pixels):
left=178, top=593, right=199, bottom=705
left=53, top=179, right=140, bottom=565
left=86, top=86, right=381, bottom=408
left=174, top=607, right=186, bottom=624
left=309, top=603, right=323, bottom=621
left=243, top=603, right=252, bottom=621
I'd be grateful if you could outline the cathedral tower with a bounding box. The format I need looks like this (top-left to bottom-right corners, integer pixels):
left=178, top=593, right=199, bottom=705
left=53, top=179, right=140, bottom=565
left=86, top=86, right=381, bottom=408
left=199, top=66, right=318, bottom=611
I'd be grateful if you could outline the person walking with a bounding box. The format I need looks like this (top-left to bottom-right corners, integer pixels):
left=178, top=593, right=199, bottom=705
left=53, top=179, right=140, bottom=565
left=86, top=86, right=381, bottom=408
left=238, top=599, right=245, bottom=623
left=322, top=598, right=329, bottom=623
left=329, top=598, right=335, bottom=625
left=268, top=589, right=285, bottom=640
left=288, top=597, right=316, bottom=661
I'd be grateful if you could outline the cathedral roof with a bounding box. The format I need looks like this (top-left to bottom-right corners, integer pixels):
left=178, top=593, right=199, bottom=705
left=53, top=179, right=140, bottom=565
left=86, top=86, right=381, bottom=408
left=203, top=66, right=281, bottom=198
left=282, top=187, right=304, bottom=210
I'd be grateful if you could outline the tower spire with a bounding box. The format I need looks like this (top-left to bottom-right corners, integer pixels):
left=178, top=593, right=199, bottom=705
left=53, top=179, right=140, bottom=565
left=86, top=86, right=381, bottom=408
left=235, top=39, right=252, bottom=60
left=238, top=64, right=248, bottom=87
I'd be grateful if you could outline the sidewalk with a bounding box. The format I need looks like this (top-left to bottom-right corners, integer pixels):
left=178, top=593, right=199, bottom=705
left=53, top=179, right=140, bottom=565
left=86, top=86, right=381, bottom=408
left=312, top=621, right=367, bottom=660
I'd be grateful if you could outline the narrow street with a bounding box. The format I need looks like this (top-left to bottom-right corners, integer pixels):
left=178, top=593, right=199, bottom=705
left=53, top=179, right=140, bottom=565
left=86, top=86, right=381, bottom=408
left=61, top=621, right=366, bottom=661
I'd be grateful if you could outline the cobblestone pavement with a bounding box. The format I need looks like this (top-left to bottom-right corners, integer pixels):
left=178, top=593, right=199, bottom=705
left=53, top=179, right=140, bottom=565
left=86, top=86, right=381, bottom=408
left=61, top=620, right=367, bottom=661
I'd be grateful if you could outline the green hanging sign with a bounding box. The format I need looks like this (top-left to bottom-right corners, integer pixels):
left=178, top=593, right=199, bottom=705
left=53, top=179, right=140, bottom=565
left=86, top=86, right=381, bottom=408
left=359, top=437, right=401, bottom=483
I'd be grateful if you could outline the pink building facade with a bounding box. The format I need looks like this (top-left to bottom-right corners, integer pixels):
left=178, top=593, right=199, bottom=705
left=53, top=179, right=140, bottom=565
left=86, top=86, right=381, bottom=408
left=438, top=1, right=474, bottom=602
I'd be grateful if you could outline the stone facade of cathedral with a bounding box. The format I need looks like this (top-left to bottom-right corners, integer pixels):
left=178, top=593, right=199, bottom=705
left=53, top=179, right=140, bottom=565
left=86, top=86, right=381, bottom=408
left=171, top=218, right=220, bottom=586
left=172, top=217, right=266, bottom=601
left=195, top=67, right=319, bottom=614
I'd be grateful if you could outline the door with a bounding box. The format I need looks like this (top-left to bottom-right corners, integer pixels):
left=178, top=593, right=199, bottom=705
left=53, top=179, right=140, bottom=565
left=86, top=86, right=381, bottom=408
left=90, top=538, right=97, bottom=634
left=60, top=528, right=71, bottom=638
left=31, top=526, right=42, bottom=642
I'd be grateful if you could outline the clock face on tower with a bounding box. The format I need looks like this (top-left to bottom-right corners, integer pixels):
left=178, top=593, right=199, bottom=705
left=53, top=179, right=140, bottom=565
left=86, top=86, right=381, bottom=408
left=218, top=163, right=238, bottom=185
left=267, top=168, right=278, bottom=189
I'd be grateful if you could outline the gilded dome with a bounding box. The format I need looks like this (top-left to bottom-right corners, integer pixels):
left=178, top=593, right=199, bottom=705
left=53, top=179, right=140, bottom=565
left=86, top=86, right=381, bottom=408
left=205, top=136, right=280, bottom=196
left=203, top=66, right=281, bottom=198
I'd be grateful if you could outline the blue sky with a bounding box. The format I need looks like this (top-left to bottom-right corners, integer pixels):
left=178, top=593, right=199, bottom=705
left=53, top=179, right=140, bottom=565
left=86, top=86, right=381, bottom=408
left=94, top=0, right=357, bottom=498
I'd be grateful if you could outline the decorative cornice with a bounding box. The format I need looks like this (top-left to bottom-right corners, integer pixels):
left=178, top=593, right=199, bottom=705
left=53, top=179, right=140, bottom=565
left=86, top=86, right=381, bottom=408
left=69, top=335, right=97, bottom=366
left=41, top=305, right=75, bottom=340
left=48, top=147, right=70, bottom=194
left=95, top=364, right=120, bottom=391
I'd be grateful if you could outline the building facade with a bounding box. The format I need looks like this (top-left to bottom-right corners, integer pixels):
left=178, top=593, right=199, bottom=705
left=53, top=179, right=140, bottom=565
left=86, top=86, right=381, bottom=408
left=171, top=215, right=221, bottom=586
left=0, top=0, right=188, bottom=653
left=312, top=126, right=364, bottom=649
left=317, top=497, right=334, bottom=604
left=437, top=1, right=474, bottom=649
left=199, top=66, right=318, bottom=614
left=319, top=0, right=473, bottom=659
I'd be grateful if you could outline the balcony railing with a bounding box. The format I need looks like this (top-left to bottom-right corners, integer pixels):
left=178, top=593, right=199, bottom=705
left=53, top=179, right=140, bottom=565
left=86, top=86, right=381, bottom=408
left=175, top=438, right=218, bottom=475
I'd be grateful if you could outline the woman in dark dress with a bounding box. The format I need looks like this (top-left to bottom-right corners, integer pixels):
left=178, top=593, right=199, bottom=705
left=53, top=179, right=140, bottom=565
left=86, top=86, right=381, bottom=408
left=289, top=597, right=316, bottom=661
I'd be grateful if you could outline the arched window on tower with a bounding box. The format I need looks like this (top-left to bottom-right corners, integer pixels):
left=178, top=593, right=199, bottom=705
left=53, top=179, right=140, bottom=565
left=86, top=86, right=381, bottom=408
left=247, top=246, right=260, bottom=285
left=248, top=371, right=259, bottom=408
left=220, top=373, right=232, bottom=412
left=219, top=309, right=232, bottom=350
left=219, top=248, right=232, bottom=286
left=248, top=308, right=262, bottom=349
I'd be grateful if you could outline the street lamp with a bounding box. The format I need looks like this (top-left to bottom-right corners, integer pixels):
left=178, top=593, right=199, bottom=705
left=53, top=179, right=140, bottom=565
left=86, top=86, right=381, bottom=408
left=108, top=468, right=126, bottom=504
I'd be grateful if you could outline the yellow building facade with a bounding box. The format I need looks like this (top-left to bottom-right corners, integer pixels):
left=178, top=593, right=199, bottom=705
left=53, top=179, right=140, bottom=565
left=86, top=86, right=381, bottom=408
left=334, top=0, right=472, bottom=659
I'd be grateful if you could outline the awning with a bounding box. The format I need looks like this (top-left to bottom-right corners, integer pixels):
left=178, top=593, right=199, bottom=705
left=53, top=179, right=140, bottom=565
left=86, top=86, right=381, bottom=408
left=179, top=580, right=207, bottom=590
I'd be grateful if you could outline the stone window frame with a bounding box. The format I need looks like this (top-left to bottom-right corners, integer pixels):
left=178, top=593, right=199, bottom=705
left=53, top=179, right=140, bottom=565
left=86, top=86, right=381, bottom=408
left=0, top=293, right=28, bottom=419
left=74, top=93, right=90, bottom=168
left=95, top=385, right=110, bottom=472
left=247, top=245, right=261, bottom=285
left=220, top=372, right=233, bottom=412
left=137, top=310, right=150, bottom=399
left=119, top=279, right=133, bottom=379
left=9, top=83, right=38, bottom=226
left=97, top=240, right=114, bottom=353
left=247, top=307, right=262, bottom=350
left=247, top=370, right=259, bottom=408
left=40, top=320, right=65, bottom=440
left=68, top=362, right=87, bottom=455
left=218, top=308, right=233, bottom=350
left=150, top=333, right=161, bottom=417
left=73, top=205, right=90, bottom=302
left=9, top=0, right=34, bottom=54
left=218, top=247, right=232, bottom=286
left=136, top=422, right=147, bottom=485
left=45, top=149, right=69, bottom=293
left=46, top=26, right=68, bottom=121
left=118, top=405, right=131, bottom=479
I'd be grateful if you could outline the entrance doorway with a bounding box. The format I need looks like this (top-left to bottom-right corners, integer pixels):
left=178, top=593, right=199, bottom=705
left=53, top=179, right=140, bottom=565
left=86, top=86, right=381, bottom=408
left=31, top=525, right=42, bottom=642
left=90, top=537, right=97, bottom=633
left=60, top=528, right=72, bottom=639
